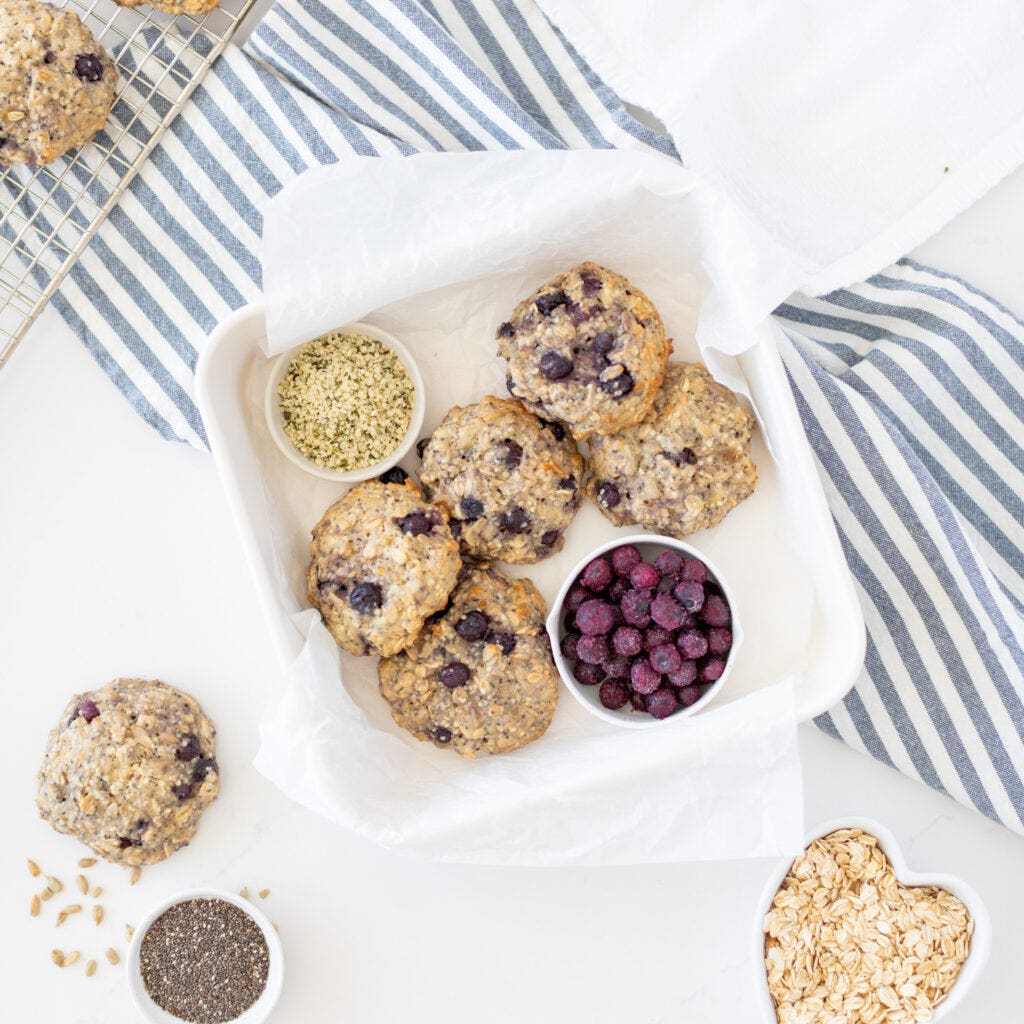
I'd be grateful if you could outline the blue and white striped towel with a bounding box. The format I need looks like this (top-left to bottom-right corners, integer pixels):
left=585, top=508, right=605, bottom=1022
left=14, top=0, right=1024, bottom=832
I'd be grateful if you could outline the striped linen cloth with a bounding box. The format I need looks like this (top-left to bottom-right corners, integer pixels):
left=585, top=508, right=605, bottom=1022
left=12, top=0, right=1024, bottom=832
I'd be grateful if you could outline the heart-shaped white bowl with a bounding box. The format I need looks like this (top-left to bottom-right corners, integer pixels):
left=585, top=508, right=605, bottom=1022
left=752, top=817, right=991, bottom=1023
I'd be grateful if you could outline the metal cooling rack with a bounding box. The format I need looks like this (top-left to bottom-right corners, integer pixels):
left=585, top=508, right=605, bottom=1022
left=0, top=0, right=256, bottom=368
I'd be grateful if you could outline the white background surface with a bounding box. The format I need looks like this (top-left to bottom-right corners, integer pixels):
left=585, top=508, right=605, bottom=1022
left=2, top=167, right=1024, bottom=1022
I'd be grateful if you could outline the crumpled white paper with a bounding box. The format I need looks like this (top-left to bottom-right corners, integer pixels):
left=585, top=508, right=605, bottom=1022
left=255, top=149, right=809, bottom=864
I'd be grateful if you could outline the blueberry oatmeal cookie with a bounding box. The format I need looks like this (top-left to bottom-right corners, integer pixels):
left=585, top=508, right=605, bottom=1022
left=115, top=0, right=221, bottom=16
left=496, top=262, right=672, bottom=439
left=418, top=395, right=584, bottom=564
left=0, top=0, right=117, bottom=167
left=307, top=477, right=461, bottom=657
left=378, top=565, right=559, bottom=757
left=36, top=679, right=219, bottom=866
left=588, top=362, right=757, bottom=536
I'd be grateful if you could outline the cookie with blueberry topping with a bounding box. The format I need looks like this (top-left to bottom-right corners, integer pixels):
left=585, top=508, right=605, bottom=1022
left=115, top=0, right=221, bottom=15
left=307, top=478, right=461, bottom=657
left=418, top=395, right=585, bottom=564
left=496, top=262, right=672, bottom=439
left=0, top=0, right=117, bottom=167
left=587, top=362, right=757, bottom=536
left=36, top=679, right=219, bottom=866
left=378, top=565, right=559, bottom=757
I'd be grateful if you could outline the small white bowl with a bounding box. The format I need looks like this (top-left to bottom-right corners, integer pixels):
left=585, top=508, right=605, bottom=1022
left=547, top=533, right=742, bottom=729
left=126, top=887, right=284, bottom=1024
left=752, top=817, right=991, bottom=1023
left=264, top=321, right=426, bottom=483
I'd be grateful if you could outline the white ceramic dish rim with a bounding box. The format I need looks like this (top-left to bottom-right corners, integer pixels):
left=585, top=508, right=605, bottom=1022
left=126, top=886, right=285, bottom=1024
left=751, top=816, right=992, bottom=1023
left=263, top=320, right=426, bottom=483
left=547, top=533, right=743, bottom=729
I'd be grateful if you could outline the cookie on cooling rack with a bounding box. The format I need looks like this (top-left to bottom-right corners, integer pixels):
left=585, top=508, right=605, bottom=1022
left=0, top=0, right=117, bottom=167
left=114, top=0, right=222, bottom=16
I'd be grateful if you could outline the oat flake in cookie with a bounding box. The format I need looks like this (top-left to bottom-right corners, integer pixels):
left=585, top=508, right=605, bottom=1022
left=307, top=477, right=462, bottom=657
left=36, top=679, right=219, bottom=866
left=588, top=362, right=757, bottom=536
left=497, top=262, right=672, bottom=439
left=379, top=565, right=559, bottom=757
left=0, top=0, right=117, bottom=167
left=419, top=395, right=585, bottom=564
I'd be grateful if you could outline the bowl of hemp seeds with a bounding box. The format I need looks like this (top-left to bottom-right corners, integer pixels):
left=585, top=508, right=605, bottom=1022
left=126, top=889, right=284, bottom=1024
left=265, top=322, right=425, bottom=482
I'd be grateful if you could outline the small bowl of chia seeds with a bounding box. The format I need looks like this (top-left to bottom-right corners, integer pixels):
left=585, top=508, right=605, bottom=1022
left=126, top=888, right=284, bottom=1024
left=265, top=322, right=426, bottom=483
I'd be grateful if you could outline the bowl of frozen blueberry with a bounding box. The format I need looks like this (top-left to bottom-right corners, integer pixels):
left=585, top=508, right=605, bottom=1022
left=548, top=535, right=741, bottom=727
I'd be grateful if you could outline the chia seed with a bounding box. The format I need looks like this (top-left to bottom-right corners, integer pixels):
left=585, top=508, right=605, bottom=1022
left=139, top=898, right=270, bottom=1023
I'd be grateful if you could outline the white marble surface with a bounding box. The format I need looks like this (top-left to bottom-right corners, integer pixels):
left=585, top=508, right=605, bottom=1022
left=2, top=168, right=1024, bottom=1023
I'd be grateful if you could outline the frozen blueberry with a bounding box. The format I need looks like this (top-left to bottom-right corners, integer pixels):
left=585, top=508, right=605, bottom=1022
left=620, top=589, right=652, bottom=628
left=612, top=626, right=643, bottom=657
left=459, top=497, right=485, bottom=521
left=650, top=593, right=687, bottom=630
left=592, top=332, right=615, bottom=357
left=596, top=481, right=621, bottom=509
left=563, top=611, right=579, bottom=634
left=599, top=680, right=630, bottom=710
left=573, top=661, right=606, bottom=686
left=676, top=629, right=709, bottom=660
left=677, top=684, right=702, bottom=708
left=395, top=510, right=436, bottom=536
left=539, top=418, right=566, bottom=441
left=176, top=733, right=202, bottom=762
left=497, top=321, right=515, bottom=338
left=577, top=634, right=609, bottom=665
left=77, top=699, right=100, bottom=724
left=701, top=594, right=731, bottom=627
left=609, top=577, right=630, bottom=601
left=500, top=506, right=531, bottom=533
left=628, top=562, right=659, bottom=590
left=646, top=686, right=679, bottom=720
left=576, top=599, right=617, bottom=635
left=495, top=438, right=523, bottom=467
left=560, top=633, right=580, bottom=660
left=455, top=610, right=489, bottom=642
left=699, top=657, right=727, bottom=684
left=580, top=557, right=614, bottom=592
left=629, top=659, right=662, bottom=695
left=539, top=351, right=573, bottom=380
left=439, top=661, right=471, bottom=689
left=598, top=367, right=634, bottom=398
left=610, top=544, right=642, bottom=576
left=74, top=53, right=103, bottom=81
left=672, top=579, right=705, bottom=613
left=350, top=581, right=382, bottom=614
left=378, top=466, right=409, bottom=485
left=486, top=631, right=517, bottom=655
left=654, top=550, right=683, bottom=576
left=431, top=726, right=453, bottom=744
left=649, top=643, right=682, bottom=675
left=192, top=758, right=217, bottom=783
left=643, top=625, right=673, bottom=651
left=667, top=660, right=699, bottom=688
left=535, top=291, right=568, bottom=316
left=707, top=627, right=732, bottom=656
left=629, top=691, right=648, bottom=712
left=656, top=575, right=680, bottom=596
left=680, top=558, right=708, bottom=583
left=603, top=654, right=631, bottom=679
left=564, top=585, right=589, bottom=613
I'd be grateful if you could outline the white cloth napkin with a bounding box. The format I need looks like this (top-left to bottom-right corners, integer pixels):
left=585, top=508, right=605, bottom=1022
left=537, top=0, right=1024, bottom=296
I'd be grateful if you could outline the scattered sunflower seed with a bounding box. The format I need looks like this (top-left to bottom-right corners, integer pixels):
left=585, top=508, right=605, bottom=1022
left=51, top=949, right=65, bottom=967
left=125, top=924, right=135, bottom=942
left=55, top=905, right=82, bottom=926
left=45, top=876, right=63, bottom=894
left=27, top=859, right=41, bottom=877
left=64, top=951, right=80, bottom=968
left=105, top=947, right=120, bottom=965
left=259, top=888, right=270, bottom=899
left=40, top=888, right=54, bottom=902
left=91, top=886, right=102, bottom=898
left=239, top=886, right=250, bottom=899
left=76, top=875, right=89, bottom=895
left=85, top=960, right=97, bottom=977
left=78, top=858, right=97, bottom=868
left=93, top=905, right=104, bottom=926
left=30, top=894, right=41, bottom=917
left=129, top=867, right=141, bottom=886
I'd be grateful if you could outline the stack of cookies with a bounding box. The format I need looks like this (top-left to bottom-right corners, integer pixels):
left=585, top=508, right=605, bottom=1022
left=306, top=261, right=757, bottom=758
